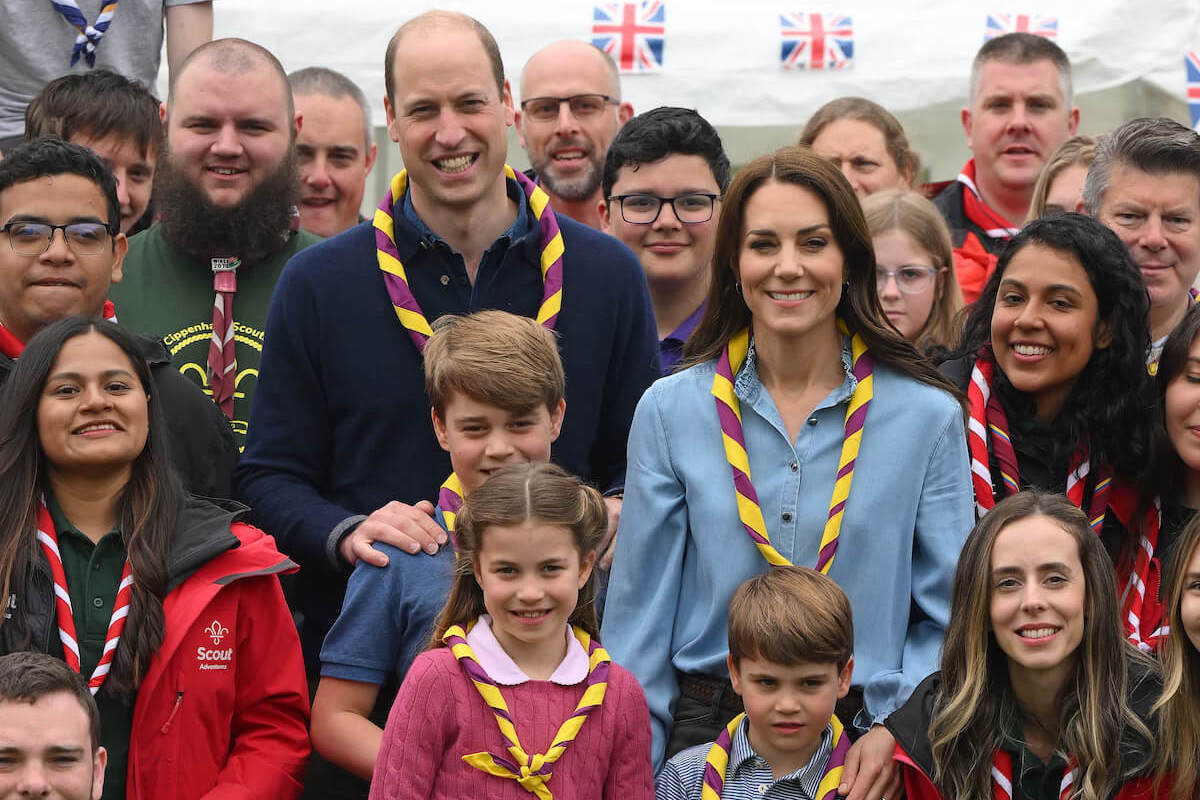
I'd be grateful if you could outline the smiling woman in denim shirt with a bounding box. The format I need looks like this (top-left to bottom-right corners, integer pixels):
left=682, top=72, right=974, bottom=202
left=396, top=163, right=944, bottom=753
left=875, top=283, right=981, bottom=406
left=601, top=146, right=974, bottom=799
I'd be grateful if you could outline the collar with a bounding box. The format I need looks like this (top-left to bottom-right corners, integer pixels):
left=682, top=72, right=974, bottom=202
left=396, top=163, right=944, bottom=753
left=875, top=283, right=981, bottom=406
left=733, top=336, right=857, bottom=405
left=45, top=491, right=122, bottom=544
left=663, top=303, right=706, bottom=345
left=729, top=714, right=836, bottom=792
left=399, top=176, right=536, bottom=255
left=465, top=615, right=589, bottom=686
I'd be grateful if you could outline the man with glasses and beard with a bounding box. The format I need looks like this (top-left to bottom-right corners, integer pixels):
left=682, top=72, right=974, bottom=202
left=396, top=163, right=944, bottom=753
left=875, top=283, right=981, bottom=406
left=516, top=40, right=633, bottom=229
left=110, top=38, right=320, bottom=448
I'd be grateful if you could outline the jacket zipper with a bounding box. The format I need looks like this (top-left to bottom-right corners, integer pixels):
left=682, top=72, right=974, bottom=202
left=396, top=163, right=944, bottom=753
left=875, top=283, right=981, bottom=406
left=160, top=691, right=184, bottom=734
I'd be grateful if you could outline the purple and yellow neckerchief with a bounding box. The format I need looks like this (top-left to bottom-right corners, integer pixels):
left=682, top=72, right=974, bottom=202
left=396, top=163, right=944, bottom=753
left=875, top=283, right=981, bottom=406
left=48, top=0, right=117, bottom=66
left=442, top=620, right=609, bottom=799
left=711, top=321, right=873, bottom=573
left=702, top=712, right=849, bottom=800
left=373, top=166, right=564, bottom=529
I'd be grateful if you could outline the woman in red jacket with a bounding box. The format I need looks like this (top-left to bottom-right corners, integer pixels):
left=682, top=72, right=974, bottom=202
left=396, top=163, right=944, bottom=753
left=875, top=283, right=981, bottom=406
left=885, top=492, right=1159, bottom=800
left=0, top=316, right=310, bottom=800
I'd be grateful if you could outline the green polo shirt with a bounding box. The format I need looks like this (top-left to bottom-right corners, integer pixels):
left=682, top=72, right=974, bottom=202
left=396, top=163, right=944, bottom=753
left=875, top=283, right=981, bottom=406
left=47, top=494, right=134, bottom=800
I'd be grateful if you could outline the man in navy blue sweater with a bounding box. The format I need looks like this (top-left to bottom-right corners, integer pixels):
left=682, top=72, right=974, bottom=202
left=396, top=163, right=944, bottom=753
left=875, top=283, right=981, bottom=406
left=235, top=10, right=659, bottom=666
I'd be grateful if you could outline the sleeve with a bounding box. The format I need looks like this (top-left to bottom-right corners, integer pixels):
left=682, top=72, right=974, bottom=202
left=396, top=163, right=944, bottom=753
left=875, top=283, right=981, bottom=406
left=200, top=575, right=311, bottom=800
left=590, top=243, right=662, bottom=492
left=604, top=667, right=655, bottom=799
left=600, top=387, right=688, bottom=770
left=234, top=256, right=357, bottom=575
left=863, top=405, right=973, bottom=724
left=319, top=547, right=408, bottom=684
left=368, top=653, right=455, bottom=799
left=654, top=760, right=695, bottom=800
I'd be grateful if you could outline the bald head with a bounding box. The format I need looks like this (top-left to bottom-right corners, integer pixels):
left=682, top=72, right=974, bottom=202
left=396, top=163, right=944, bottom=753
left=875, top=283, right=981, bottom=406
left=170, top=38, right=293, bottom=120
left=520, top=40, right=621, bottom=101
left=384, top=11, right=504, bottom=102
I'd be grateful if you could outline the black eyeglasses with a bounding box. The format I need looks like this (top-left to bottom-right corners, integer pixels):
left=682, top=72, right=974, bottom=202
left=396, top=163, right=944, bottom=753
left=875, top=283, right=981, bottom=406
left=1, top=221, right=113, bottom=255
left=607, top=193, right=720, bottom=225
left=519, top=94, right=619, bottom=122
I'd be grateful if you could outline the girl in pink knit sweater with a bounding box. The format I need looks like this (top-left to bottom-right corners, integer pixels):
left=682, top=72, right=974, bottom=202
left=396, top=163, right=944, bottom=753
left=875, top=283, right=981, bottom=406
left=369, top=463, right=655, bottom=799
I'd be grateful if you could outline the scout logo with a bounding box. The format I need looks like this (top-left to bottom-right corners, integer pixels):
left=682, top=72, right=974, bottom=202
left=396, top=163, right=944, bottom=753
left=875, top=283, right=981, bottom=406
left=205, top=620, right=228, bottom=645
left=197, top=619, right=232, bottom=670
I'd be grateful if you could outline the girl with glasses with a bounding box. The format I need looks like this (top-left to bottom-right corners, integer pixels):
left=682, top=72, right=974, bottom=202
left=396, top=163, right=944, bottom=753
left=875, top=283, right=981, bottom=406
left=863, top=190, right=964, bottom=357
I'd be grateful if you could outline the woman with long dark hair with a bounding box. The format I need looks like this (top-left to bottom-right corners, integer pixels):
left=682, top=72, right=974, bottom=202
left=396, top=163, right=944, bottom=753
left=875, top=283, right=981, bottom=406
left=602, top=145, right=974, bottom=793
left=944, top=212, right=1161, bottom=649
left=887, top=492, right=1158, bottom=800
left=0, top=317, right=309, bottom=800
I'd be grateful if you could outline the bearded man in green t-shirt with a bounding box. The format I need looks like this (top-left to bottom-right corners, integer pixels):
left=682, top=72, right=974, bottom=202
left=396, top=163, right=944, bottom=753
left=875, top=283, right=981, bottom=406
left=110, top=38, right=320, bottom=449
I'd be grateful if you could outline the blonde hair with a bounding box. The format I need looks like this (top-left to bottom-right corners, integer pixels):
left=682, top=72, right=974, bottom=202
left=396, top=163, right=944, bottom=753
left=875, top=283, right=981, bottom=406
left=424, top=310, right=565, bottom=418
left=1028, top=135, right=1097, bottom=222
left=430, top=463, right=607, bottom=647
left=862, top=189, right=964, bottom=354
left=728, top=566, right=853, bottom=670
left=1152, top=514, right=1200, bottom=800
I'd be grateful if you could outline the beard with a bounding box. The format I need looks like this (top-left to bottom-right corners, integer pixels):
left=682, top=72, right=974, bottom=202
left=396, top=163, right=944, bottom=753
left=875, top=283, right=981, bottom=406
left=155, top=149, right=300, bottom=263
left=531, top=145, right=603, bottom=203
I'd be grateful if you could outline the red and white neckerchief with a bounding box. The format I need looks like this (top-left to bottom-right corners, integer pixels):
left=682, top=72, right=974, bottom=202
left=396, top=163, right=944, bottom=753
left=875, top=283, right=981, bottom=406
left=35, top=501, right=132, bottom=696
left=968, top=352, right=1163, bottom=650
left=958, top=159, right=1022, bottom=241
left=207, top=257, right=240, bottom=420
left=0, top=300, right=118, bottom=359
left=992, top=749, right=1077, bottom=800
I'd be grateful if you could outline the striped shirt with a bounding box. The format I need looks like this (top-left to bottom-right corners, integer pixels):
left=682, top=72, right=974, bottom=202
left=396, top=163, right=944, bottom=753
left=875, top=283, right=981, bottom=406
left=655, top=717, right=835, bottom=800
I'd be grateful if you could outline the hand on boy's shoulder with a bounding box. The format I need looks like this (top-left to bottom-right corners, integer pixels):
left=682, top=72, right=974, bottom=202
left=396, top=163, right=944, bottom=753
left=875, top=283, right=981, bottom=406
left=839, top=726, right=901, bottom=800
left=339, top=500, right=448, bottom=567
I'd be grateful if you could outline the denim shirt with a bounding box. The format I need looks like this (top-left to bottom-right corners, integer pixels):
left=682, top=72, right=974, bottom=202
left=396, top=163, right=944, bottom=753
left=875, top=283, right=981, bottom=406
left=601, top=340, right=974, bottom=768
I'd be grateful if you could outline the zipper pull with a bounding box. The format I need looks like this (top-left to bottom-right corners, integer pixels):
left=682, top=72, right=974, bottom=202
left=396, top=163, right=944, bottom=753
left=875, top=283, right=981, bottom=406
left=160, top=691, right=184, bottom=734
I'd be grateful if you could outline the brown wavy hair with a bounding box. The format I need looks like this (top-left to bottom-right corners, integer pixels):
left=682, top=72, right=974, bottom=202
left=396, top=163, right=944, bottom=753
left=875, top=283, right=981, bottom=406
left=798, top=96, right=920, bottom=186
left=430, top=462, right=607, bottom=647
left=683, top=145, right=959, bottom=404
left=0, top=317, right=180, bottom=700
left=931, top=492, right=1154, bottom=800
left=1152, top=513, right=1200, bottom=800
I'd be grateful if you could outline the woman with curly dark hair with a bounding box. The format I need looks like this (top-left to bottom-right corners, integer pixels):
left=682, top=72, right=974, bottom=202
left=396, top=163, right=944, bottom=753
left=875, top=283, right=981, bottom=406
left=942, top=212, right=1161, bottom=649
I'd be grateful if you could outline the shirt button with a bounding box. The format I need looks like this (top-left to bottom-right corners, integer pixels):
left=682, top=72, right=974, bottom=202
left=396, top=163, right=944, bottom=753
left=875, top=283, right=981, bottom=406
left=440, top=274, right=450, bottom=286
left=92, top=597, right=103, bottom=608
left=759, top=785, right=769, bottom=794
left=782, top=512, right=793, bottom=522
left=807, top=417, right=818, bottom=426
left=789, top=461, right=798, bottom=472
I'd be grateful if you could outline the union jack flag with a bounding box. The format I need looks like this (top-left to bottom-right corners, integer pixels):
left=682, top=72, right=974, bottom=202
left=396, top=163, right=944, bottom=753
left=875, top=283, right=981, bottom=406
left=592, top=2, right=666, bottom=72
left=1187, top=52, right=1200, bottom=131
left=984, top=13, right=1058, bottom=41
left=780, top=13, right=853, bottom=70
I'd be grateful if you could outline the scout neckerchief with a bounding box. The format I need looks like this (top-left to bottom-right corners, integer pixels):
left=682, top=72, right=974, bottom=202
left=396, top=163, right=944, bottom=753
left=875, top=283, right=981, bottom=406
left=967, top=351, right=1162, bottom=650
left=206, top=210, right=301, bottom=420
left=702, top=712, right=849, bottom=800
left=48, top=0, right=118, bottom=66
left=992, top=749, right=1077, bottom=800
left=711, top=322, right=873, bottom=573
left=958, top=159, right=1022, bottom=241
left=442, top=620, right=608, bottom=799
left=0, top=300, right=118, bottom=359
left=35, top=500, right=132, bottom=695
left=373, top=165, right=564, bottom=529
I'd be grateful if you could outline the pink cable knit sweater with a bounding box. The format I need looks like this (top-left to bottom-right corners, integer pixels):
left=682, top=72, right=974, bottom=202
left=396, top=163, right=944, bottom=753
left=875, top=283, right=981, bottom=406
left=369, top=646, right=655, bottom=799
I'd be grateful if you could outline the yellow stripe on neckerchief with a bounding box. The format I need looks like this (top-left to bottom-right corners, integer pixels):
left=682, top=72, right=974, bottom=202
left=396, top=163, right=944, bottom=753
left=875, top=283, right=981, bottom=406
left=711, top=322, right=874, bottom=573
left=701, top=712, right=850, bottom=799
left=442, top=621, right=610, bottom=798
left=373, top=166, right=565, bottom=529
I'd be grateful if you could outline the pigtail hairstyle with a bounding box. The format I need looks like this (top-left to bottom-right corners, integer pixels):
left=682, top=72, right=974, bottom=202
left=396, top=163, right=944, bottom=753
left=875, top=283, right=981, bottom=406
left=683, top=145, right=961, bottom=404
left=949, top=213, right=1155, bottom=482
left=930, top=492, right=1154, bottom=800
left=1152, top=513, right=1200, bottom=800
left=430, top=462, right=607, bottom=647
left=0, top=318, right=180, bottom=699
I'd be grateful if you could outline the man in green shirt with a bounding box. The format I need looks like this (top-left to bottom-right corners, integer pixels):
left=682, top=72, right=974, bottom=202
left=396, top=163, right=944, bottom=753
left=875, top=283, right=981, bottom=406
left=110, top=38, right=320, bottom=449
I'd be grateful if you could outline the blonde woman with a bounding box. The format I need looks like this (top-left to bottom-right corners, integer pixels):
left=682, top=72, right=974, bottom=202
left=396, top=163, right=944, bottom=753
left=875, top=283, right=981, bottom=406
left=863, top=190, right=964, bottom=356
left=1027, top=136, right=1098, bottom=221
